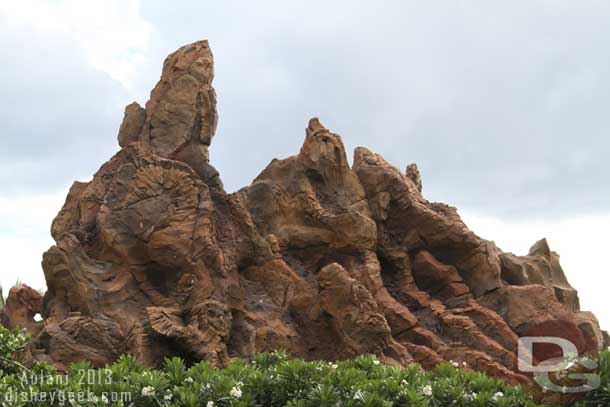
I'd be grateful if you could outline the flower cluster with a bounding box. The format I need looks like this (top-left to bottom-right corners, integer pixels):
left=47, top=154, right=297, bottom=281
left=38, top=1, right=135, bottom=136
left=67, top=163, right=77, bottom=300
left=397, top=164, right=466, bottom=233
left=229, top=385, right=242, bottom=399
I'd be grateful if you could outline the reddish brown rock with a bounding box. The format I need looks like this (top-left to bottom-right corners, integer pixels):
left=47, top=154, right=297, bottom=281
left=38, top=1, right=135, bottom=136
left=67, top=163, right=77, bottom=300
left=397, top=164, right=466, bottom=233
left=478, top=285, right=579, bottom=341
left=117, top=102, right=146, bottom=147
left=352, top=147, right=504, bottom=298
left=405, top=163, right=422, bottom=192
left=412, top=250, right=471, bottom=301
left=0, top=284, right=43, bottom=334
left=500, top=238, right=580, bottom=312
left=140, top=40, right=217, bottom=163
left=318, top=263, right=393, bottom=356
left=5, top=40, right=604, bottom=404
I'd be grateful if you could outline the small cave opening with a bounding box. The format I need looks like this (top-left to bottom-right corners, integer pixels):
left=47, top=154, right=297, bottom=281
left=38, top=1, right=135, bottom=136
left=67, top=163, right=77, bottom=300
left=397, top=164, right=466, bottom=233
left=144, top=262, right=180, bottom=297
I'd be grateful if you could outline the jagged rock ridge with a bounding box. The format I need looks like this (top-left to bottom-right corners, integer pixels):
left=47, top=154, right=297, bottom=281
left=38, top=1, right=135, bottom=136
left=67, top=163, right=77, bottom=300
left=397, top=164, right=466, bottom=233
left=3, top=40, right=606, bottom=402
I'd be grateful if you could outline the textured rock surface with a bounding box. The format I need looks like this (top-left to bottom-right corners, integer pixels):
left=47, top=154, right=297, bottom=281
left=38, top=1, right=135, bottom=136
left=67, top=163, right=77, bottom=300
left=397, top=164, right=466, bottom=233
left=5, top=40, right=605, bottom=401
left=0, top=284, right=43, bottom=335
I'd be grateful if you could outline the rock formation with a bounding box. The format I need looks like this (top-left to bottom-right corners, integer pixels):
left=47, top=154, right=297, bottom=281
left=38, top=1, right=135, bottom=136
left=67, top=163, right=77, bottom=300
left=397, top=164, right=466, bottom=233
left=0, top=284, right=43, bottom=335
left=4, top=40, right=606, bottom=402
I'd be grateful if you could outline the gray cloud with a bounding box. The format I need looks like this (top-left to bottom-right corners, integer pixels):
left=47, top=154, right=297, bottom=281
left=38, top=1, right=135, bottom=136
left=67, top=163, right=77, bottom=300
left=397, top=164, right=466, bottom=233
left=135, top=0, right=610, bottom=219
left=2, top=0, right=609, bottom=220
left=0, top=22, right=128, bottom=197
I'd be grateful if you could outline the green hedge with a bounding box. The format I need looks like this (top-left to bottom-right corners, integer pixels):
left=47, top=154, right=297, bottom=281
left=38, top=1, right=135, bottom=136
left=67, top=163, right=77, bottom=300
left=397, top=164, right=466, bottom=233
left=1, top=325, right=607, bottom=407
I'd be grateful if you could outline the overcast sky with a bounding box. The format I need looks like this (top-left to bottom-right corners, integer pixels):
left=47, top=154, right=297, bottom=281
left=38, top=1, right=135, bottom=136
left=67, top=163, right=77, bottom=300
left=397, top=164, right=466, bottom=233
left=0, top=0, right=608, bottom=328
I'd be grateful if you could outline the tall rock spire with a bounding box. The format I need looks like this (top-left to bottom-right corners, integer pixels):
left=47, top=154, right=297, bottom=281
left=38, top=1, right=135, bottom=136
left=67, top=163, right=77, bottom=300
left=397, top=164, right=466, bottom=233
left=118, top=40, right=218, bottom=173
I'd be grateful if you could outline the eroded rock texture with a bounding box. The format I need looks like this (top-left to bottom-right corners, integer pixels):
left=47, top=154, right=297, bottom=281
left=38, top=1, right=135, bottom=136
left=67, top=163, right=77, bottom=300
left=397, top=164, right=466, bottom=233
left=0, top=284, right=43, bottom=335
left=7, top=40, right=606, bottom=398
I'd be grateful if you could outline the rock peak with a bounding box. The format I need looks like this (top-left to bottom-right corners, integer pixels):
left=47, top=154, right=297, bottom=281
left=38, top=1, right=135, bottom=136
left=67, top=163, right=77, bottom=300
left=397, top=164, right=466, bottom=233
left=306, top=117, right=328, bottom=137
left=300, top=117, right=349, bottom=172
left=406, top=163, right=422, bottom=192
left=117, top=40, right=217, bottom=166
left=529, top=237, right=551, bottom=257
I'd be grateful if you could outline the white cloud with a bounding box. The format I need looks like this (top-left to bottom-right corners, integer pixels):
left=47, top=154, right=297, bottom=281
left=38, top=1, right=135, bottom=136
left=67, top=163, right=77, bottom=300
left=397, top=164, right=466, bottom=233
left=0, top=192, right=67, bottom=292
left=0, top=235, right=51, bottom=292
left=0, top=0, right=151, bottom=89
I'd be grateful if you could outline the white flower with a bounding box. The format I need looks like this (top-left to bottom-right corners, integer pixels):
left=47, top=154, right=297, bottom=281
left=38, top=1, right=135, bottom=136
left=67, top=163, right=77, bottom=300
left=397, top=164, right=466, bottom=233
left=400, top=379, right=408, bottom=386
left=492, top=391, right=504, bottom=401
left=354, top=390, right=364, bottom=401
left=185, top=377, right=194, bottom=383
left=464, top=392, right=477, bottom=401
left=206, top=402, right=215, bottom=407
left=163, top=393, right=173, bottom=401
left=451, top=361, right=459, bottom=368
left=141, top=386, right=155, bottom=397
left=462, top=361, right=468, bottom=367
left=330, top=363, right=338, bottom=369
left=372, top=360, right=381, bottom=366
left=229, top=386, right=242, bottom=399
left=422, top=385, right=433, bottom=396
left=102, top=394, right=109, bottom=404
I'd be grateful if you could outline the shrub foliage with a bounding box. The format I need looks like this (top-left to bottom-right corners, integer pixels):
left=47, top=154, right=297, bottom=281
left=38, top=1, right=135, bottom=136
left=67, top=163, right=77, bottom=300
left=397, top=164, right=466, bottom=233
left=1, top=325, right=608, bottom=407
